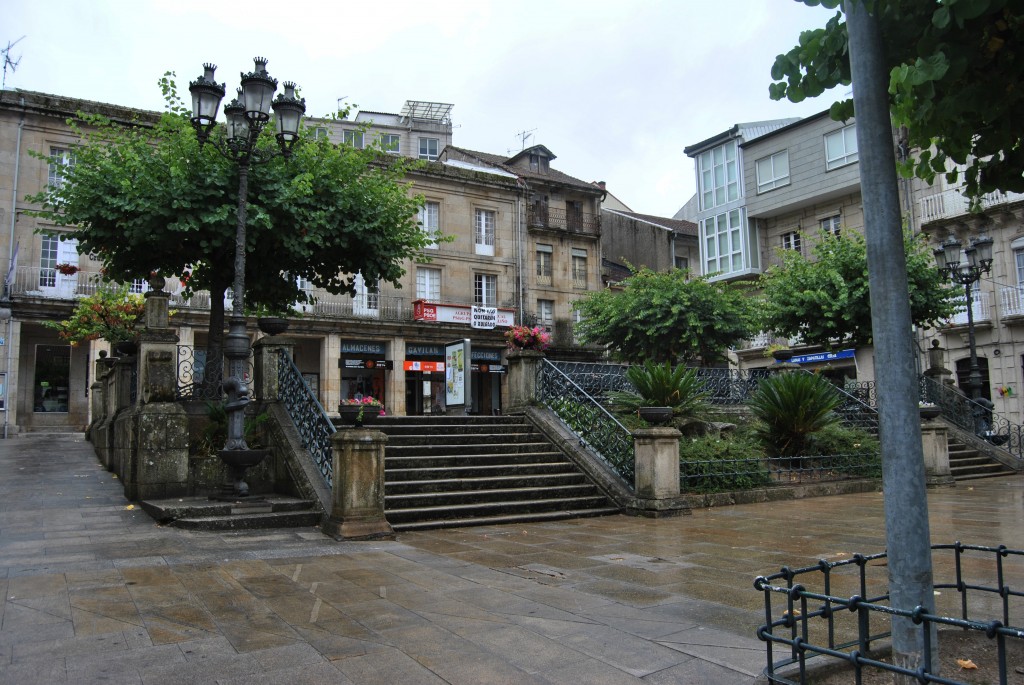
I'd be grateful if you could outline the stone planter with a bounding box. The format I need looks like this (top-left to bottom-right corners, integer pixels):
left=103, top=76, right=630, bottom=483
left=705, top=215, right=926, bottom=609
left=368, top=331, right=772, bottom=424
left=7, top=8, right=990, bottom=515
left=338, top=405, right=382, bottom=427
left=771, top=348, right=794, bottom=362
left=114, top=339, right=139, bottom=356
left=919, top=405, right=941, bottom=421
left=638, top=407, right=674, bottom=425
left=257, top=317, right=290, bottom=336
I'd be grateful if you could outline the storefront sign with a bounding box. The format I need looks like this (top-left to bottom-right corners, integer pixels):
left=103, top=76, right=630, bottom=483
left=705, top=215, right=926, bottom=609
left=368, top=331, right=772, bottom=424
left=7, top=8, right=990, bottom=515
left=471, top=364, right=506, bottom=374
left=471, top=306, right=497, bottom=330
left=413, top=300, right=515, bottom=328
left=403, top=361, right=445, bottom=373
left=340, top=341, right=386, bottom=355
left=342, top=359, right=393, bottom=370
left=471, top=349, right=503, bottom=363
left=790, top=349, right=856, bottom=365
left=406, top=344, right=443, bottom=358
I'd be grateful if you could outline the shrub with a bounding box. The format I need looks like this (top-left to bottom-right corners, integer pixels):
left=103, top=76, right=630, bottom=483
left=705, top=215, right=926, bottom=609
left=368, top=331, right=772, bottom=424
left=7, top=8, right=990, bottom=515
left=679, top=431, right=771, bottom=493
left=807, top=424, right=882, bottom=478
left=608, top=361, right=708, bottom=418
left=748, top=372, right=842, bottom=457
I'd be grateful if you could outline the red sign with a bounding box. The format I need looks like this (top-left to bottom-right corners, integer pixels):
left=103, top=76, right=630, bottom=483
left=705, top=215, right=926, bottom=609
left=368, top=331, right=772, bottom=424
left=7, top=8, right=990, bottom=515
left=412, top=300, right=515, bottom=327
left=403, top=361, right=445, bottom=372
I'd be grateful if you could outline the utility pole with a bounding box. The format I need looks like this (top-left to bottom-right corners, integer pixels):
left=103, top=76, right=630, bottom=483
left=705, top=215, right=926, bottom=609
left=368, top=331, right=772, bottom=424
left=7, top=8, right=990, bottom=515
left=845, top=1, right=938, bottom=678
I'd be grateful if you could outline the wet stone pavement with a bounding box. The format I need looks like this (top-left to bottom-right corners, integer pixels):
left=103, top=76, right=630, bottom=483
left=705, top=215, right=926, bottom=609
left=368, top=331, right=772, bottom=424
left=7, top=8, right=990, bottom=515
left=3, top=433, right=1024, bottom=684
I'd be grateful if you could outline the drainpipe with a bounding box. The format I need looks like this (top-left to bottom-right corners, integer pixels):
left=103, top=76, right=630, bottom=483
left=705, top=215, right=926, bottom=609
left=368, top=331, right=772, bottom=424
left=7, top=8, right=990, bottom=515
left=4, top=98, right=26, bottom=438
left=516, top=177, right=529, bottom=325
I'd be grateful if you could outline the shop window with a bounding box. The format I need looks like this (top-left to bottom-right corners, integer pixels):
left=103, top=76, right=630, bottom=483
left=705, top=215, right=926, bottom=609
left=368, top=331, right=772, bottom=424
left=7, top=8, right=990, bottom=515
left=34, top=344, right=70, bottom=413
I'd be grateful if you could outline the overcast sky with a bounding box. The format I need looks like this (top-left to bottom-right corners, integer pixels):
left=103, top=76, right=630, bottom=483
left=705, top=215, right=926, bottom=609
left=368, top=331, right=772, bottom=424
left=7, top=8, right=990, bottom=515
left=5, top=0, right=841, bottom=218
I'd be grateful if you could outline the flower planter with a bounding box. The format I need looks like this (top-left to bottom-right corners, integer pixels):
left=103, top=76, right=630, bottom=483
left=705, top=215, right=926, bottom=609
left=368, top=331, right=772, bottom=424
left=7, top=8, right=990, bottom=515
left=338, top=405, right=381, bottom=427
left=638, top=407, right=674, bottom=425
left=257, top=317, right=290, bottom=336
left=114, top=340, right=139, bottom=356
left=919, top=405, right=941, bottom=421
left=771, top=349, right=794, bottom=362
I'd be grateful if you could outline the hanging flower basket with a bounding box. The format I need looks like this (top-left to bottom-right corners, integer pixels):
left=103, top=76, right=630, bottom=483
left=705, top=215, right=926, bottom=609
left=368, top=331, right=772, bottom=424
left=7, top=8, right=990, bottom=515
left=55, top=263, right=79, bottom=276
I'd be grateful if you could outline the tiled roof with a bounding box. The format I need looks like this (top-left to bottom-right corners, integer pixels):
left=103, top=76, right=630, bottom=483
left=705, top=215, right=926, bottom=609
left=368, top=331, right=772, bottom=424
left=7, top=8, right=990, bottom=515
left=445, top=146, right=601, bottom=194
left=604, top=209, right=698, bottom=237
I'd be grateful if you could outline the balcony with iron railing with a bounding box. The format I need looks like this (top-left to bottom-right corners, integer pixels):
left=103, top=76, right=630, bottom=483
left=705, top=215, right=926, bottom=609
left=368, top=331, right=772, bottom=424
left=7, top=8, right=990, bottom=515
left=945, top=291, right=991, bottom=327
left=527, top=206, right=601, bottom=236
left=917, top=186, right=1024, bottom=224
left=1000, top=286, right=1024, bottom=319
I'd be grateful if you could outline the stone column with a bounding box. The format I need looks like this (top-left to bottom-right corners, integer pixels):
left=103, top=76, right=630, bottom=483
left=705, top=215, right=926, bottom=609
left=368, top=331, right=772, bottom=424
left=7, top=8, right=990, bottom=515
left=126, top=275, right=189, bottom=499
left=923, top=339, right=955, bottom=391
left=253, top=337, right=296, bottom=402
left=634, top=427, right=681, bottom=499
left=506, top=349, right=543, bottom=414
left=322, top=429, right=394, bottom=540
left=921, top=421, right=954, bottom=488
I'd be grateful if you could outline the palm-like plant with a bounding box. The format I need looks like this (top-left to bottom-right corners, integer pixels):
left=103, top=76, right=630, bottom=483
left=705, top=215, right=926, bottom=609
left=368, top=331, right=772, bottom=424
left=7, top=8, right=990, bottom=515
left=748, top=372, right=841, bottom=457
left=609, top=361, right=708, bottom=418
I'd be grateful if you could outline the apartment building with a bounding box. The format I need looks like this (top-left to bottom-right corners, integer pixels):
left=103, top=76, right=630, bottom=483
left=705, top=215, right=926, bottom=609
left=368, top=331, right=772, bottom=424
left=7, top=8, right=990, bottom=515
left=681, top=112, right=882, bottom=382
left=0, top=89, right=606, bottom=432
left=912, top=172, right=1024, bottom=422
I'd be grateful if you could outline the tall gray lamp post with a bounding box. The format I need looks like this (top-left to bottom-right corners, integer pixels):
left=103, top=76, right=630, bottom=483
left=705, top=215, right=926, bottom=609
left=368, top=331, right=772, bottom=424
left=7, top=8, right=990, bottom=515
left=188, top=58, right=305, bottom=495
left=933, top=234, right=994, bottom=432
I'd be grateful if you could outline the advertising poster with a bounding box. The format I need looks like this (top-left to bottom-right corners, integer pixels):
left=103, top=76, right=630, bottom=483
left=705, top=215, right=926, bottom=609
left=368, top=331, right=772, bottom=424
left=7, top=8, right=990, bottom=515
left=445, top=339, right=470, bottom=407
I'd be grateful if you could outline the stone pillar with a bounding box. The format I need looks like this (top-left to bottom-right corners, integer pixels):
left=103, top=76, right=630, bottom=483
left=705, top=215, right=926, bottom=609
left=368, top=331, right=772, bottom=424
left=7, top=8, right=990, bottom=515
left=125, top=402, right=190, bottom=500
left=506, top=349, right=543, bottom=414
left=634, top=427, right=681, bottom=499
left=322, top=429, right=394, bottom=540
left=388, top=336, right=405, bottom=417
left=138, top=278, right=180, bottom=404
left=923, top=339, right=955, bottom=390
left=921, top=421, right=955, bottom=488
left=87, top=351, right=110, bottom=442
left=253, top=337, right=296, bottom=402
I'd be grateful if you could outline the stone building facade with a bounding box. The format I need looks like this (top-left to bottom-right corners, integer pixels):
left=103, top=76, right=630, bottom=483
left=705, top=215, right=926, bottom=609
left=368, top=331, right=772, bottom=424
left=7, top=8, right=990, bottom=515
left=0, top=90, right=609, bottom=432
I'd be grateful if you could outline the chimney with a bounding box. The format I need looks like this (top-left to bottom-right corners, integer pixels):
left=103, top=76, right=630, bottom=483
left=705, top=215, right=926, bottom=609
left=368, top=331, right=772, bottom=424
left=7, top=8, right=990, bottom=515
left=597, top=181, right=606, bottom=191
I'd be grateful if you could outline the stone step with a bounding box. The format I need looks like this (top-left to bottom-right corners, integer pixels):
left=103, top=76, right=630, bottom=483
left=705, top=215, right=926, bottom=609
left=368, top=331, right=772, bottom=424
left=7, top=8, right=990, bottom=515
left=390, top=506, right=622, bottom=532
left=384, top=432, right=544, bottom=446
left=386, top=442, right=556, bottom=457
left=385, top=495, right=614, bottom=525
left=386, top=451, right=566, bottom=469
left=379, top=425, right=538, bottom=437
left=387, top=462, right=579, bottom=481
left=386, top=472, right=588, bottom=494
left=139, top=495, right=320, bottom=530
left=386, top=484, right=603, bottom=508
left=170, top=510, right=323, bottom=531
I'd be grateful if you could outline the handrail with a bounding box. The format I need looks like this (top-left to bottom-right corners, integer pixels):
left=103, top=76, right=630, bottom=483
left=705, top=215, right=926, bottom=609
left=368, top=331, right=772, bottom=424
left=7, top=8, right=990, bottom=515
left=537, top=358, right=635, bottom=486
left=919, top=375, right=1023, bottom=462
left=277, top=348, right=336, bottom=487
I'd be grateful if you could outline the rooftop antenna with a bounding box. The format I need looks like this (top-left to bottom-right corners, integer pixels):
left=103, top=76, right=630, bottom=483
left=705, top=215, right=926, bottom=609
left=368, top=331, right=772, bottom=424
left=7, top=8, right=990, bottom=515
left=2, top=36, right=25, bottom=91
left=513, top=128, right=536, bottom=153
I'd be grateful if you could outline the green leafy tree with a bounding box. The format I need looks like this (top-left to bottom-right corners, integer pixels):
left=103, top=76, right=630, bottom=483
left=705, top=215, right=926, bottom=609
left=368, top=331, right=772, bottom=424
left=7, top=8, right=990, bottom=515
left=573, top=267, right=756, bottom=365
left=44, top=283, right=145, bottom=346
left=758, top=230, right=956, bottom=347
left=770, top=0, right=1024, bottom=201
left=28, top=74, right=428, bottom=368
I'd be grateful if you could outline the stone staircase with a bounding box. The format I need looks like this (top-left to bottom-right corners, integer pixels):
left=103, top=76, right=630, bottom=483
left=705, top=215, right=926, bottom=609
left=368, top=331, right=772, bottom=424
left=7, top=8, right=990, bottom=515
left=369, top=415, right=619, bottom=531
left=139, top=496, right=322, bottom=530
left=947, top=435, right=1017, bottom=481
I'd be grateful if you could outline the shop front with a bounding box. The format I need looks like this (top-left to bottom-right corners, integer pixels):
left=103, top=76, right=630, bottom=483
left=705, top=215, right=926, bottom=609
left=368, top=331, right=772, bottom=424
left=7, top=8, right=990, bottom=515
left=471, top=347, right=505, bottom=415
left=404, top=343, right=446, bottom=415
left=338, top=340, right=392, bottom=410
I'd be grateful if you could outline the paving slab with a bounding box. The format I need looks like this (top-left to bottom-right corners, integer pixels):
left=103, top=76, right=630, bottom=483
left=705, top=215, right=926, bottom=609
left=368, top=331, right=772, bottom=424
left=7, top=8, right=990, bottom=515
left=3, top=433, right=1024, bottom=683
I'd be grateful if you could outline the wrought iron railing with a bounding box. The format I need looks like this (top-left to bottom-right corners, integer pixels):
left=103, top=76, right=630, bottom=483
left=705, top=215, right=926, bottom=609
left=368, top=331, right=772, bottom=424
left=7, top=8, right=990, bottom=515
left=826, top=376, right=880, bottom=434
left=693, top=368, right=773, bottom=405
left=755, top=542, right=1024, bottom=684
left=537, top=359, right=635, bottom=485
left=527, top=206, right=601, bottom=235
left=177, top=346, right=222, bottom=401
left=547, top=361, right=631, bottom=399
left=919, top=375, right=1024, bottom=461
left=278, top=348, right=336, bottom=487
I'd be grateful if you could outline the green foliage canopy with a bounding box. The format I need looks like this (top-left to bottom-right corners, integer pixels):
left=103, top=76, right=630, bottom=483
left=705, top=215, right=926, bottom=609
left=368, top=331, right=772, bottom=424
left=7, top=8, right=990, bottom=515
left=28, top=74, right=429, bottom=326
left=757, top=230, right=957, bottom=347
left=770, top=0, right=1024, bottom=201
left=572, top=268, right=756, bottom=365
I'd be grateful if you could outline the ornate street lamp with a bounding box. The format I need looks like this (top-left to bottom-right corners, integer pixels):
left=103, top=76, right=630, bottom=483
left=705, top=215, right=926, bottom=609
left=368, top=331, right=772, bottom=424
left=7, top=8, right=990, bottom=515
left=933, top=233, right=994, bottom=432
left=188, top=58, right=305, bottom=496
